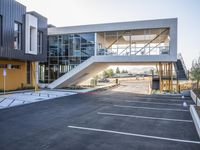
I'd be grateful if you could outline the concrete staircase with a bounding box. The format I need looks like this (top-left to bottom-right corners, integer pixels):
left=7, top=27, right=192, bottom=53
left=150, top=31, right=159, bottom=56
left=174, top=54, right=188, bottom=80
left=48, top=54, right=178, bottom=89
left=48, top=56, right=109, bottom=89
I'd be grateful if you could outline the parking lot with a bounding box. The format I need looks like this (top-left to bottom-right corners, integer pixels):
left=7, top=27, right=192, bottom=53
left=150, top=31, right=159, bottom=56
left=0, top=82, right=200, bottom=150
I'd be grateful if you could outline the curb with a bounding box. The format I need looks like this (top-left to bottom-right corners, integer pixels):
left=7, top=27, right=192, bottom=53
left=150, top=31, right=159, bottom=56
left=80, top=84, right=119, bottom=93
left=42, top=84, right=119, bottom=94
left=190, top=90, right=200, bottom=106
left=190, top=105, right=200, bottom=139
left=0, top=89, right=34, bottom=96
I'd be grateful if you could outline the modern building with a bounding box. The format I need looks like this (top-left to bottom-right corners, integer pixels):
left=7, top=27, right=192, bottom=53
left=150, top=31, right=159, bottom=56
left=42, top=18, right=188, bottom=91
left=0, top=0, right=187, bottom=92
left=0, top=0, right=47, bottom=91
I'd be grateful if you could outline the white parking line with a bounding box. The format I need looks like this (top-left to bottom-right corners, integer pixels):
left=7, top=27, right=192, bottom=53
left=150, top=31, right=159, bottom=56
left=130, top=96, right=192, bottom=101
left=101, top=99, right=184, bottom=106
left=125, top=100, right=184, bottom=106
left=129, top=97, right=192, bottom=102
left=68, top=126, right=200, bottom=144
left=114, top=105, right=189, bottom=112
left=97, top=112, right=193, bottom=123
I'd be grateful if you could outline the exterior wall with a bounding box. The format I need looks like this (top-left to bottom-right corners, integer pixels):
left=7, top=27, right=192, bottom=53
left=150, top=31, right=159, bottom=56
left=0, top=60, right=27, bottom=91
left=0, top=0, right=26, bottom=60
left=0, top=60, right=38, bottom=91
left=0, top=0, right=48, bottom=90
left=0, top=0, right=47, bottom=61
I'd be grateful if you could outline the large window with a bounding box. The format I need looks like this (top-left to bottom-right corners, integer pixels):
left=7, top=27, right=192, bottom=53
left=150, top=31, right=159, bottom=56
left=38, top=31, right=43, bottom=54
left=0, top=15, right=2, bottom=46
left=39, top=33, right=95, bottom=83
left=14, top=22, right=22, bottom=50
left=96, top=28, right=170, bottom=56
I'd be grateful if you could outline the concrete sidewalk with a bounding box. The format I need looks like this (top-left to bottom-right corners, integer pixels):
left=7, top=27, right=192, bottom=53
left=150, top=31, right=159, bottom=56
left=0, top=83, right=117, bottom=109
left=0, top=90, right=76, bottom=109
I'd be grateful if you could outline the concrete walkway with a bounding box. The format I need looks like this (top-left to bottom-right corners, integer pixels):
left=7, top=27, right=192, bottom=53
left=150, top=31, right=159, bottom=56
left=0, top=83, right=117, bottom=109
left=0, top=90, right=76, bottom=109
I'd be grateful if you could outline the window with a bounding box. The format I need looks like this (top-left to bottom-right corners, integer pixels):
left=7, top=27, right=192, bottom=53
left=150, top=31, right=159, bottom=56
left=0, top=64, right=21, bottom=69
left=37, top=31, right=43, bottom=54
left=30, top=27, right=33, bottom=51
left=0, top=15, right=2, bottom=46
left=45, top=33, right=95, bottom=83
left=14, top=22, right=22, bottom=50
left=29, top=26, right=37, bottom=52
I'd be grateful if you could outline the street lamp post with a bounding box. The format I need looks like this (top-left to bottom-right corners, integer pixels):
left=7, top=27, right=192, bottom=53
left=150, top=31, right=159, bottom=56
left=3, top=68, right=6, bottom=94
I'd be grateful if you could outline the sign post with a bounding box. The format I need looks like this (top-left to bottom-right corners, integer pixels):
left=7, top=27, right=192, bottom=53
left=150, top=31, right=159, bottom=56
left=3, top=68, right=6, bottom=95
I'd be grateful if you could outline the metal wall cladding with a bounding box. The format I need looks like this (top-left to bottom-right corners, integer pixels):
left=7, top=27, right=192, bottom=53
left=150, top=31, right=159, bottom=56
left=0, top=0, right=47, bottom=62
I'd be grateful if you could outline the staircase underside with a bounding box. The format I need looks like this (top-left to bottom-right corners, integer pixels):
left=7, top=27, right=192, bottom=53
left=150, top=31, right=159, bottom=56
left=56, top=63, right=109, bottom=88
left=48, top=55, right=178, bottom=89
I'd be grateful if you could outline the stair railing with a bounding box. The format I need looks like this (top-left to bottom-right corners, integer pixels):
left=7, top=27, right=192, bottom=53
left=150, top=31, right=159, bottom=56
left=177, top=53, right=189, bottom=79
left=134, top=28, right=169, bottom=55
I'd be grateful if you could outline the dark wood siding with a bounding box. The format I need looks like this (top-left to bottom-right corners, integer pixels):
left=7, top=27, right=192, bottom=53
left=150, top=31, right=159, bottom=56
left=0, top=0, right=47, bottom=61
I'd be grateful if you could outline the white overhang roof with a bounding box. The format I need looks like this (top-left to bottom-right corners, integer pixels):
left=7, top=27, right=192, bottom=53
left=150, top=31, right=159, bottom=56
left=48, top=18, right=177, bottom=35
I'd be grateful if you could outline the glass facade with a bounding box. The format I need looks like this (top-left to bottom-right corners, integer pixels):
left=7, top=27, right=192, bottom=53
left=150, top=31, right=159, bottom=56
left=39, top=28, right=170, bottom=84
left=39, top=33, right=95, bottom=83
left=96, top=28, right=170, bottom=56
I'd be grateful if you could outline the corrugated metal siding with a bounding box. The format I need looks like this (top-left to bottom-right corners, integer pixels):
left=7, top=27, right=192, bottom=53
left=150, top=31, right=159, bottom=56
left=0, top=0, right=47, bottom=61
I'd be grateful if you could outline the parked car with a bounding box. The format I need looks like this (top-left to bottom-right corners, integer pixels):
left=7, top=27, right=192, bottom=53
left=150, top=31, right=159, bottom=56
left=98, top=78, right=110, bottom=83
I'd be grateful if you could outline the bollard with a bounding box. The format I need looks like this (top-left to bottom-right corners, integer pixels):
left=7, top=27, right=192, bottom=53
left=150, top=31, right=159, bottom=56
left=183, top=102, right=187, bottom=107
left=116, top=78, right=118, bottom=84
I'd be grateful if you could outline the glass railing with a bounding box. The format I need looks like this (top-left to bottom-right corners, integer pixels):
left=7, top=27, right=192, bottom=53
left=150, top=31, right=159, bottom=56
left=97, top=46, right=170, bottom=56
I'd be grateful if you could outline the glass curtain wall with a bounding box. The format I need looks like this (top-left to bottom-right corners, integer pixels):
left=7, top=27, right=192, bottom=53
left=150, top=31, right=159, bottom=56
left=96, top=28, right=170, bottom=56
left=39, top=33, right=95, bottom=83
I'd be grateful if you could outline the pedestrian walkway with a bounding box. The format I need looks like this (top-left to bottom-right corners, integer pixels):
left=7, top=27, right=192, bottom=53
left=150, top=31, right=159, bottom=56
left=0, top=90, right=76, bottom=109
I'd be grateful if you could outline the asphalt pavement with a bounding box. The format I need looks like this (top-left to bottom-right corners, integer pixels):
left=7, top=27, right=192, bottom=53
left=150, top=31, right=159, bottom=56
left=0, top=81, right=199, bottom=150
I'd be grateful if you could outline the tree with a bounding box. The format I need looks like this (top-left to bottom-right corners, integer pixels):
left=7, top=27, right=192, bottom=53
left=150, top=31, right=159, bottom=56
left=190, top=56, right=200, bottom=89
left=122, top=70, right=128, bottom=73
left=103, top=70, right=109, bottom=78
left=103, top=69, right=114, bottom=78
left=93, top=75, right=99, bottom=80
left=116, top=67, right=120, bottom=74
left=107, top=69, right=114, bottom=78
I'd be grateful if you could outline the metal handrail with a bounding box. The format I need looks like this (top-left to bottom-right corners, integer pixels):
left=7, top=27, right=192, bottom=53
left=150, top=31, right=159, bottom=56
left=143, top=41, right=164, bottom=55
left=97, top=46, right=169, bottom=56
left=177, top=53, right=188, bottom=79
left=134, top=28, right=169, bottom=55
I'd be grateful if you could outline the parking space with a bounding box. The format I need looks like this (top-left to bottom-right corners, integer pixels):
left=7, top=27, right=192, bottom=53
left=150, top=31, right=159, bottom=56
left=65, top=87, right=200, bottom=149
left=0, top=82, right=199, bottom=150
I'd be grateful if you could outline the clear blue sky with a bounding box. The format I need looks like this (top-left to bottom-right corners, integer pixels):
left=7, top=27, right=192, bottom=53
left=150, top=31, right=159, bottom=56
left=17, top=0, right=200, bottom=69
